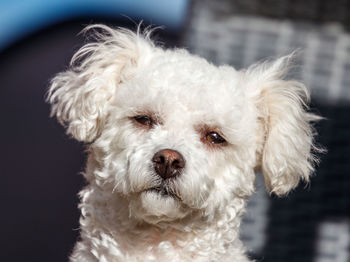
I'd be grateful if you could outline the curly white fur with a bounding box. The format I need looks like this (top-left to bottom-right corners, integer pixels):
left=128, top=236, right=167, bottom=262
left=47, top=25, right=319, bottom=262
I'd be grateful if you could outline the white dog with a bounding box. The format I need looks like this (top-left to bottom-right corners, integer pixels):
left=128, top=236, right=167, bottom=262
left=48, top=25, right=319, bottom=262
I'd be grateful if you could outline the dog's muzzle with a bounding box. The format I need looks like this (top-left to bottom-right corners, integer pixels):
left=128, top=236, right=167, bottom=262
left=152, top=149, right=185, bottom=180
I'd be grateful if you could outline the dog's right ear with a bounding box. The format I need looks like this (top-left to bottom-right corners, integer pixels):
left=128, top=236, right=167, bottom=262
left=47, top=25, right=154, bottom=142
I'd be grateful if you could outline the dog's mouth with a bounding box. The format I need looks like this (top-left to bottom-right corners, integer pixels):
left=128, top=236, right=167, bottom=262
left=146, top=186, right=183, bottom=201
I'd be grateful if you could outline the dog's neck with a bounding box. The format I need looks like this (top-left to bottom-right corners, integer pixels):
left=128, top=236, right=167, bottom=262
left=75, top=182, right=249, bottom=261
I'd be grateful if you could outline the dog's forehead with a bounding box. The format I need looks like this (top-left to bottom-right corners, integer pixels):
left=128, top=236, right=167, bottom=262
left=115, top=50, right=247, bottom=127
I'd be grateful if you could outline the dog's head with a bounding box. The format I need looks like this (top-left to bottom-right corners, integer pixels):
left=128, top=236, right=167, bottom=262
left=48, top=25, right=319, bottom=224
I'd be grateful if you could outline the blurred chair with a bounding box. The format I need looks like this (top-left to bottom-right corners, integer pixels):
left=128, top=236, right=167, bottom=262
left=0, top=0, right=188, bottom=50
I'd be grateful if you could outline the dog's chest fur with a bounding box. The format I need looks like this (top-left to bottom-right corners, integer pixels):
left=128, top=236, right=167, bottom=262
left=74, top=180, right=249, bottom=262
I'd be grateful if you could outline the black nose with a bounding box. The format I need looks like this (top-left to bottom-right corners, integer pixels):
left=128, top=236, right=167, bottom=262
left=152, top=149, right=185, bottom=180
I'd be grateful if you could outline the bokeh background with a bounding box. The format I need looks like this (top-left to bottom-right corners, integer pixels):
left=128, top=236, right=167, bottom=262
left=1, top=0, right=349, bottom=261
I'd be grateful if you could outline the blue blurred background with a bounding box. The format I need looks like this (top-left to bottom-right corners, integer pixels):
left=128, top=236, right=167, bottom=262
left=0, top=0, right=188, bottom=50
left=1, top=1, right=349, bottom=262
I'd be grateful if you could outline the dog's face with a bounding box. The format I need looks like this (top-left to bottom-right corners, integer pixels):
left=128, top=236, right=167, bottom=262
left=48, top=25, right=318, bottom=224
left=95, top=54, right=258, bottom=223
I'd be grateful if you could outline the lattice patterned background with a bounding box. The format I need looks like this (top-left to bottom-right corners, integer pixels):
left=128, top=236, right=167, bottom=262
left=185, top=1, right=350, bottom=261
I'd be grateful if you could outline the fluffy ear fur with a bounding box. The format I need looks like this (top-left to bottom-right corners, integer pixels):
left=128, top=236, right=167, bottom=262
left=47, top=25, right=154, bottom=142
left=246, top=56, right=320, bottom=196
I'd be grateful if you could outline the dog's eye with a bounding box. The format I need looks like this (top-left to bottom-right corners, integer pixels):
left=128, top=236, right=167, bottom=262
left=204, top=132, right=227, bottom=145
left=133, top=115, right=154, bottom=127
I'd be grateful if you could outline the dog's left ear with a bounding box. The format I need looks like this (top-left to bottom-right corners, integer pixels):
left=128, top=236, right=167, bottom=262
left=246, top=56, right=320, bottom=196
left=47, top=25, right=154, bottom=142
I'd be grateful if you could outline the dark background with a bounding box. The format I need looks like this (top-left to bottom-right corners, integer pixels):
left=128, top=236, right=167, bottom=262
left=0, top=18, right=182, bottom=261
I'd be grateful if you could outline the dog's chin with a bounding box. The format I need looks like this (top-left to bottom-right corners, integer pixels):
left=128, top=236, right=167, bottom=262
left=129, top=190, right=189, bottom=224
